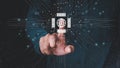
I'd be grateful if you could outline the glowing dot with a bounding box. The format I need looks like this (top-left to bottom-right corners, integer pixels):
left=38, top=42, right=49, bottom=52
left=25, top=29, right=27, bottom=31
left=34, top=37, right=36, bottom=39
left=35, top=12, right=39, bottom=15
left=90, top=23, right=93, bottom=26
left=37, top=33, right=40, bottom=35
left=17, top=18, right=21, bottom=22
left=93, top=7, right=96, bottom=10
left=85, top=10, right=88, bottom=13
left=99, top=12, right=102, bottom=15
left=102, top=10, right=105, bottom=13
left=102, top=42, right=105, bottom=45
left=80, top=24, right=82, bottom=26
left=25, top=18, right=28, bottom=21
left=77, top=1, right=79, bottom=3
left=74, top=40, right=77, bottom=42
left=27, top=35, right=30, bottom=37
left=81, top=4, right=83, bottom=6
left=42, top=11, right=44, bottom=13
left=81, top=12, right=84, bottom=15
left=73, top=11, right=75, bottom=13
left=69, top=5, right=71, bottom=7
left=48, top=19, right=50, bottom=21
left=18, top=33, right=21, bottom=35
left=32, top=23, right=35, bottom=26
left=27, top=45, right=30, bottom=48
left=32, top=38, right=35, bottom=41
left=88, top=30, right=90, bottom=33
left=75, top=5, right=78, bottom=7
left=95, top=43, right=98, bottom=46
left=84, top=18, right=87, bottom=20
left=94, top=2, right=98, bottom=5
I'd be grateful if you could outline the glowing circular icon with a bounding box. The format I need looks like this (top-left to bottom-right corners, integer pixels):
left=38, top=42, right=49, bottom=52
left=57, top=18, right=66, bottom=29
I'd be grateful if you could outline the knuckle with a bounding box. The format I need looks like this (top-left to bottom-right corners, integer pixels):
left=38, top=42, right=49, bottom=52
left=49, top=35, right=56, bottom=40
left=40, top=37, right=44, bottom=43
left=43, top=49, right=51, bottom=55
left=52, top=33, right=57, bottom=36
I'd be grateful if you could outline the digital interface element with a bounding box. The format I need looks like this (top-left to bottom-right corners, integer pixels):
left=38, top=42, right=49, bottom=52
left=2, top=0, right=119, bottom=68
left=51, top=13, right=71, bottom=33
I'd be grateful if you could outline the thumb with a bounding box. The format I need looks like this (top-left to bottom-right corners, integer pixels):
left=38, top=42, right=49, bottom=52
left=64, top=45, right=74, bottom=53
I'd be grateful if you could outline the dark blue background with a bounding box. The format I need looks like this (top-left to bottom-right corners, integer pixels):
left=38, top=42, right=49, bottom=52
left=0, top=0, right=120, bottom=68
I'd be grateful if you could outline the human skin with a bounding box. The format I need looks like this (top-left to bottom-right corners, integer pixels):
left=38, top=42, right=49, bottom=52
left=39, top=33, right=74, bottom=56
left=39, top=18, right=74, bottom=56
left=39, top=21, right=74, bottom=56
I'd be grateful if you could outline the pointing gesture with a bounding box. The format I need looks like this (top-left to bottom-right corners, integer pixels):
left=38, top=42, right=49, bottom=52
left=39, top=18, right=74, bottom=56
left=39, top=33, right=74, bottom=56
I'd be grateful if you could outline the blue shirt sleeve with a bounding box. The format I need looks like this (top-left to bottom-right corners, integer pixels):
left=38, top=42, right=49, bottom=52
left=26, top=4, right=48, bottom=54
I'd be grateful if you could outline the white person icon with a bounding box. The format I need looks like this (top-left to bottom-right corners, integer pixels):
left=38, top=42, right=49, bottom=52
left=51, top=13, right=71, bottom=33
left=57, top=18, right=66, bottom=33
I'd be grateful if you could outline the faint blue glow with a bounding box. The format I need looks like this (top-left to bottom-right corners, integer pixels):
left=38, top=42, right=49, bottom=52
left=48, top=19, right=50, bottom=21
left=93, top=7, right=96, bottom=10
left=18, top=33, right=21, bottom=35
left=85, top=10, right=88, bottom=14
left=67, top=41, right=69, bottom=43
left=32, top=23, right=35, bottom=26
left=88, top=30, right=90, bottom=33
left=95, top=43, right=98, bottom=46
left=80, top=24, right=82, bottom=27
left=94, top=2, right=98, bottom=5
left=90, top=23, right=93, bottom=26
left=27, top=35, right=30, bottom=37
left=102, top=42, right=105, bottom=45
left=27, top=45, right=30, bottom=48
left=25, top=18, right=28, bottom=21
left=32, top=38, right=35, bottom=41
left=69, top=5, right=71, bottom=7
left=17, top=18, right=21, bottom=22
left=75, top=5, right=78, bottom=8
left=37, top=33, right=40, bottom=35
left=72, top=32, right=74, bottom=35
left=42, top=11, right=44, bottom=13
left=81, top=4, right=83, bottom=6
left=35, top=12, right=39, bottom=15
left=102, top=10, right=105, bottom=13
left=81, top=12, right=84, bottom=15
left=74, top=40, right=77, bottom=43
left=78, top=21, right=81, bottom=24
left=84, top=18, right=87, bottom=20
left=33, top=37, right=37, bottom=40
left=72, top=11, right=75, bottom=14
left=83, top=29, right=85, bottom=31
left=77, top=1, right=79, bottom=3
left=99, top=12, right=102, bottom=15
left=25, top=29, right=27, bottom=31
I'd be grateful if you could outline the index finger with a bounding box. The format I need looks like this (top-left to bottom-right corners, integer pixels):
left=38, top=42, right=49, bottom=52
left=49, top=33, right=57, bottom=48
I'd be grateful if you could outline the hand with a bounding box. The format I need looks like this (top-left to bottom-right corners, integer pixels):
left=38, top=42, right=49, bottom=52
left=39, top=33, right=74, bottom=56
